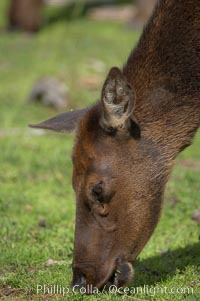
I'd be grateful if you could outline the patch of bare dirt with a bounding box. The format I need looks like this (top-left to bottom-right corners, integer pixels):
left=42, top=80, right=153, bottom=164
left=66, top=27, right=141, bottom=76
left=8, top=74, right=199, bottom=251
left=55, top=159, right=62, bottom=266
left=79, top=75, right=102, bottom=90
left=0, top=286, right=62, bottom=300
left=88, top=5, right=136, bottom=22
left=191, top=210, right=200, bottom=224
left=0, top=286, right=21, bottom=299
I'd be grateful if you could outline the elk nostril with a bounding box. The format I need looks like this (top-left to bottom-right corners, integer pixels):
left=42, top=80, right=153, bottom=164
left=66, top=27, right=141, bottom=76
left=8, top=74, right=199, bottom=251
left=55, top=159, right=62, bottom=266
left=92, top=182, right=104, bottom=201
left=72, top=271, right=86, bottom=289
left=79, top=275, right=86, bottom=287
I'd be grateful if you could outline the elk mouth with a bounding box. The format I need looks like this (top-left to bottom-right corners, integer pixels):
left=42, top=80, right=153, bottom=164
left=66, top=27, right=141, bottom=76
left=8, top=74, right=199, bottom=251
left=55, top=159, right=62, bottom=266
left=98, top=259, right=134, bottom=290
left=72, top=259, right=134, bottom=292
left=106, top=269, right=120, bottom=287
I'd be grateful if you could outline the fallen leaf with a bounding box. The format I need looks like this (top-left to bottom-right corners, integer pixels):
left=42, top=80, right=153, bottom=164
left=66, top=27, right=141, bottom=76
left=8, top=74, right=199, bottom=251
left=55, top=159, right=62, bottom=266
left=46, top=258, right=67, bottom=266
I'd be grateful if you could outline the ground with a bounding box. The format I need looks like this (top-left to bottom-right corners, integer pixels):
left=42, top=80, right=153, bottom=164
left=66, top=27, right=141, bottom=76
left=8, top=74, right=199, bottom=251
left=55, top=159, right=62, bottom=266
left=0, top=1, right=199, bottom=300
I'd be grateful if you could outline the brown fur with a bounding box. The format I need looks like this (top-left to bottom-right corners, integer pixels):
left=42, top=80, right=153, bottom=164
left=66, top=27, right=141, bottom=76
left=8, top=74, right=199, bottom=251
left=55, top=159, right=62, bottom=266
left=8, top=0, right=43, bottom=32
left=30, top=0, right=200, bottom=289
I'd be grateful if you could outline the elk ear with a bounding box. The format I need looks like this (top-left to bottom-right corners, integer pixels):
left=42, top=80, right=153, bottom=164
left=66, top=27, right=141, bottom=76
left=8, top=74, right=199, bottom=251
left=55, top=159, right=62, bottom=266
left=29, top=108, right=88, bottom=132
left=100, top=67, right=135, bottom=133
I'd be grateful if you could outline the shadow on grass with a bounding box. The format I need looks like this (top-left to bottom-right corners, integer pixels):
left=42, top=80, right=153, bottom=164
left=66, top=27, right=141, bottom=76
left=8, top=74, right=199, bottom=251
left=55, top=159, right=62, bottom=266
left=133, top=242, right=200, bottom=286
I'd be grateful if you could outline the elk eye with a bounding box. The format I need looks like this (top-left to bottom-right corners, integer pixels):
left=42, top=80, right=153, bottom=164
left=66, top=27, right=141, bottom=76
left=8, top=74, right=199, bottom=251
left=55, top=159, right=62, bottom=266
left=92, top=182, right=104, bottom=201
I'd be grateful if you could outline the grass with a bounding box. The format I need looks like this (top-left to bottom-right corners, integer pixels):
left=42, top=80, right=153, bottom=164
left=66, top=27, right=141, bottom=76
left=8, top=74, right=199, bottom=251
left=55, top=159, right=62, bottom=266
left=0, top=1, right=199, bottom=300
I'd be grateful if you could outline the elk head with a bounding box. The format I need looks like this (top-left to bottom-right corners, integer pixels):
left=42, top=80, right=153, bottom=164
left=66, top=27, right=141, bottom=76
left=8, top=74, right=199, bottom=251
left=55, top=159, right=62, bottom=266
left=30, top=67, right=168, bottom=289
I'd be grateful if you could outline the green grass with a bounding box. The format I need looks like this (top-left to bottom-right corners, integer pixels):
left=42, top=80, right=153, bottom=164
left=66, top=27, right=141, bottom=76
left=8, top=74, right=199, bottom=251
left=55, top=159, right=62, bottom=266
left=0, top=1, right=199, bottom=300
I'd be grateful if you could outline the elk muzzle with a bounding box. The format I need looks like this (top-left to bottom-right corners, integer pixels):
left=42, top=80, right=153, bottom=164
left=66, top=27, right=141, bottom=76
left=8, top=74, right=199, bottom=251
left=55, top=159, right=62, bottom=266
left=72, top=258, right=134, bottom=291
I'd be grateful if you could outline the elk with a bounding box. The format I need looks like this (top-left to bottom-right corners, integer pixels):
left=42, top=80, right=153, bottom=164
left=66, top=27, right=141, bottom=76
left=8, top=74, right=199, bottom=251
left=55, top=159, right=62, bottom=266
left=30, top=0, right=200, bottom=290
